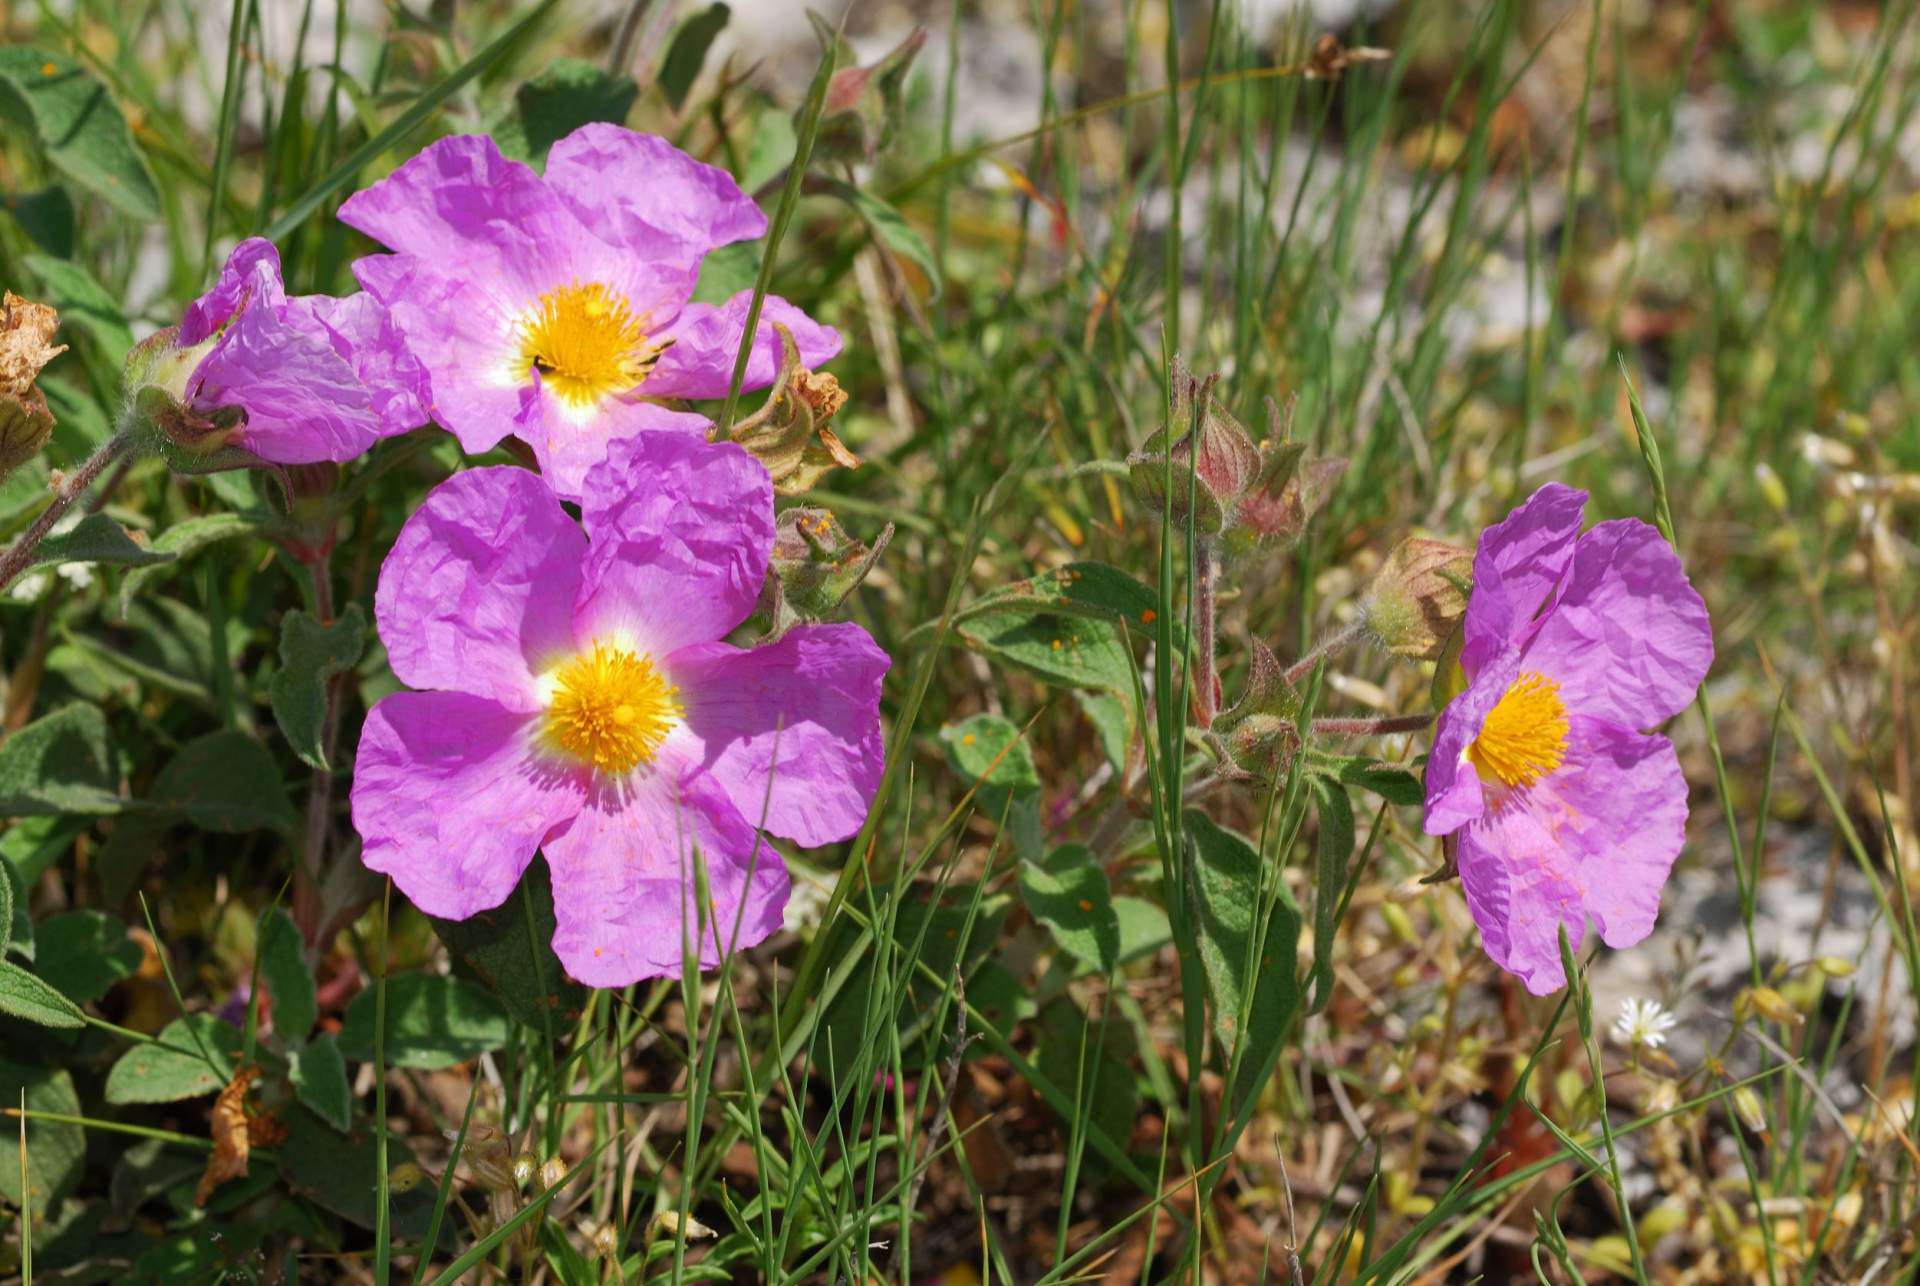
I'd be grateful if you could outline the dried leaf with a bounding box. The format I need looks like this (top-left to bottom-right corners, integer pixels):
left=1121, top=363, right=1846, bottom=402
left=195, top=1065, right=270, bottom=1206
left=730, top=324, right=860, bottom=495
left=0, top=291, right=64, bottom=473
left=1304, top=34, right=1390, bottom=81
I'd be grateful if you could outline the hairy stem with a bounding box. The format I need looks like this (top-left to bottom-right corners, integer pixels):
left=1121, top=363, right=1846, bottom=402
left=1193, top=538, right=1220, bottom=725
left=1282, top=620, right=1363, bottom=686
left=296, top=547, right=345, bottom=945
left=1311, top=713, right=1434, bottom=737
left=0, top=429, right=136, bottom=595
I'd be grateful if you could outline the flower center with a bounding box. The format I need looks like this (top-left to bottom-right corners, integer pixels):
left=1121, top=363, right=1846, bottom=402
left=1468, top=671, right=1568, bottom=789
left=544, top=642, right=682, bottom=775
left=517, top=282, right=659, bottom=409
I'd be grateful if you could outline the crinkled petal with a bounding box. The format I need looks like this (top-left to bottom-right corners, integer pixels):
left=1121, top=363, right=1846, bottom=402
left=644, top=294, right=843, bottom=400
left=351, top=255, right=528, bottom=455
left=181, top=237, right=283, bottom=345
left=376, top=466, right=587, bottom=710
left=350, top=691, right=586, bottom=920
left=669, top=623, right=888, bottom=847
left=1423, top=646, right=1523, bottom=836
left=285, top=291, right=431, bottom=437
left=542, top=766, right=789, bottom=986
left=1456, top=715, right=1688, bottom=994
left=338, top=135, right=579, bottom=282
left=1462, top=483, right=1587, bottom=674
left=1522, top=518, right=1713, bottom=727
left=572, top=432, right=773, bottom=655
left=515, top=386, right=709, bottom=503
left=543, top=123, right=766, bottom=262
left=187, top=275, right=383, bottom=465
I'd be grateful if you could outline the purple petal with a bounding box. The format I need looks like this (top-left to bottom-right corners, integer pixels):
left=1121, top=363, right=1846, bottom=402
left=645, top=294, right=843, bottom=400
left=376, top=466, right=587, bottom=711
left=1462, top=483, right=1587, bottom=675
left=181, top=237, right=283, bottom=345
left=187, top=277, right=384, bottom=465
left=542, top=123, right=766, bottom=261
left=1456, top=715, right=1688, bottom=994
left=1422, top=647, right=1523, bottom=836
left=350, top=691, right=586, bottom=919
left=1521, top=518, right=1713, bottom=728
left=515, top=389, right=709, bottom=504
left=670, top=623, right=889, bottom=847
left=338, top=135, right=573, bottom=275
left=541, top=768, right=789, bottom=986
left=571, top=432, right=773, bottom=655
left=285, top=291, right=431, bottom=437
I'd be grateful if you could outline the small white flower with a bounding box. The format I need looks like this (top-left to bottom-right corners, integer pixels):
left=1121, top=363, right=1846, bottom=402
left=8, top=570, right=51, bottom=601
left=1611, top=997, right=1679, bottom=1050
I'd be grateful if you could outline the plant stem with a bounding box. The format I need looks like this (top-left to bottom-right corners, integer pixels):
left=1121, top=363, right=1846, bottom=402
left=296, top=545, right=345, bottom=945
left=1311, top=713, right=1434, bottom=737
left=1193, top=538, right=1219, bottom=725
left=1282, top=620, right=1363, bottom=686
left=0, top=429, right=136, bottom=595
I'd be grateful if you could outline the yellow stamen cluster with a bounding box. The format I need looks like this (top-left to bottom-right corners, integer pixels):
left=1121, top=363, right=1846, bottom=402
left=517, top=282, right=657, bottom=409
left=1469, top=671, right=1568, bottom=789
left=544, top=643, right=681, bottom=775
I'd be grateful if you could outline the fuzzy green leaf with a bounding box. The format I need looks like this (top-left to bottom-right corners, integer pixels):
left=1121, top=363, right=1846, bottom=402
left=1019, top=844, right=1119, bottom=974
left=117, top=510, right=277, bottom=619
left=1306, top=776, right=1356, bottom=1014
left=0, top=703, right=125, bottom=816
left=0, top=960, right=86, bottom=1028
left=428, top=864, right=584, bottom=1032
left=0, top=1055, right=85, bottom=1215
left=494, top=57, right=637, bottom=163
left=258, top=905, right=316, bottom=1042
left=658, top=4, right=730, bottom=111
left=0, top=49, right=160, bottom=220
left=29, top=512, right=172, bottom=572
left=24, top=252, right=135, bottom=360
left=151, top=730, right=296, bottom=834
left=268, top=605, right=367, bottom=770
left=104, top=1015, right=237, bottom=1104
left=3, top=184, right=76, bottom=256
left=958, top=610, right=1135, bottom=699
left=819, top=177, right=942, bottom=296
left=289, top=1033, right=352, bottom=1132
left=336, top=973, right=512, bottom=1070
left=32, top=909, right=139, bottom=1005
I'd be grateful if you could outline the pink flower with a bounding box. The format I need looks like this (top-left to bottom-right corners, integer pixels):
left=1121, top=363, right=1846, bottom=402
left=337, top=124, right=841, bottom=500
left=1423, top=484, right=1713, bottom=994
left=347, top=432, right=887, bottom=986
left=176, top=238, right=428, bottom=463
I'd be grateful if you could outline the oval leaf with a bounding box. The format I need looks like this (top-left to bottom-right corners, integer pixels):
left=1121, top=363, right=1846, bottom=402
left=0, top=48, right=161, bottom=220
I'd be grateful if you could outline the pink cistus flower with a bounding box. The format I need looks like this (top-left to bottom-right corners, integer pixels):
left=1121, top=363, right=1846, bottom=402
left=175, top=237, right=428, bottom=463
left=347, top=431, right=887, bottom=986
left=336, top=124, right=840, bottom=501
left=1423, top=483, right=1712, bottom=995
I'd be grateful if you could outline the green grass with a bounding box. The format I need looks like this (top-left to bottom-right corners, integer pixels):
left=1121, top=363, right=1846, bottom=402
left=0, top=0, right=1917, bottom=1281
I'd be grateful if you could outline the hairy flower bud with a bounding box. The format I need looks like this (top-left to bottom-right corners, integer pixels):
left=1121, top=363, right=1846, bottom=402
left=755, top=506, right=893, bottom=641
left=730, top=324, right=860, bottom=496
left=811, top=20, right=928, bottom=165
left=0, top=291, right=66, bottom=478
left=1362, top=537, right=1473, bottom=659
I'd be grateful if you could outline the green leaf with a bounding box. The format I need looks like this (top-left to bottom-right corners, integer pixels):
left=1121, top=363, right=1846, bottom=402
left=1306, top=777, right=1355, bottom=1014
left=493, top=56, right=638, bottom=164
left=0, top=960, right=86, bottom=1028
left=1033, top=997, right=1138, bottom=1154
left=268, top=605, right=367, bottom=770
left=24, top=253, right=135, bottom=361
left=939, top=712, right=1042, bottom=858
left=32, top=909, right=139, bottom=1005
left=968, top=562, right=1166, bottom=636
left=1019, top=844, right=1119, bottom=973
left=1076, top=690, right=1132, bottom=774
left=288, top=1033, right=351, bottom=1132
left=0, top=848, right=11, bottom=949
left=818, top=177, right=942, bottom=296
left=1311, top=752, right=1423, bottom=807
left=110, top=1137, right=203, bottom=1220
left=0, top=703, right=125, bottom=817
left=3, top=184, right=76, bottom=257
left=336, top=973, right=512, bottom=1070
left=29, top=511, right=172, bottom=572
left=117, top=510, right=276, bottom=619
left=428, top=863, right=584, bottom=1032
left=151, top=730, right=296, bottom=834
left=0, top=48, right=160, bottom=220
left=105, top=1015, right=237, bottom=1104
left=691, top=239, right=762, bottom=305
left=1184, top=809, right=1302, bottom=1116
left=1113, top=895, right=1171, bottom=964
left=257, top=905, right=316, bottom=1042
left=742, top=105, right=796, bottom=192
left=277, top=1106, right=440, bottom=1240
left=658, top=4, right=731, bottom=111
left=957, top=610, right=1136, bottom=698
left=0, top=1055, right=85, bottom=1215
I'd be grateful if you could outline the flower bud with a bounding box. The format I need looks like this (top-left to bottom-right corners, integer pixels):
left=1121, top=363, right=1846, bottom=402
left=0, top=292, right=66, bottom=478
left=512, top=1151, right=537, bottom=1189
left=1126, top=361, right=1257, bottom=535
left=1735, top=985, right=1803, bottom=1027
left=810, top=20, right=928, bottom=165
left=730, top=324, right=860, bottom=496
left=1212, top=638, right=1302, bottom=780
left=756, top=506, right=893, bottom=640
left=1224, top=451, right=1347, bottom=559
left=1731, top=1084, right=1768, bottom=1134
left=1816, top=956, right=1856, bottom=980
left=539, top=1156, right=567, bottom=1191
left=1361, top=537, right=1473, bottom=660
